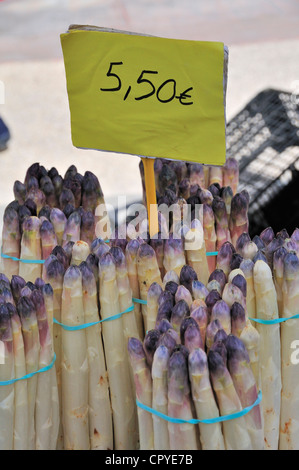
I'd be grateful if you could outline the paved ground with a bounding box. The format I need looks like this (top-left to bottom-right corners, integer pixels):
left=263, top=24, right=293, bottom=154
left=0, top=0, right=299, bottom=237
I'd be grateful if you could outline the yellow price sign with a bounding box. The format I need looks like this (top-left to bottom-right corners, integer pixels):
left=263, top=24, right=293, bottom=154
left=60, top=26, right=227, bottom=165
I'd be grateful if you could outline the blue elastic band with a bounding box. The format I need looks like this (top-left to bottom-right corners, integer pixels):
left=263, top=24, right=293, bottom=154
left=132, top=297, right=148, bottom=305
left=53, top=304, right=135, bottom=330
left=250, top=314, right=299, bottom=325
left=0, top=353, right=56, bottom=386
left=1, top=251, right=45, bottom=264
left=206, top=251, right=218, bottom=256
left=137, top=390, right=262, bottom=424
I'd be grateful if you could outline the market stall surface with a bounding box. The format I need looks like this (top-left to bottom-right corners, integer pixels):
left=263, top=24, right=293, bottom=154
left=0, top=0, right=299, bottom=237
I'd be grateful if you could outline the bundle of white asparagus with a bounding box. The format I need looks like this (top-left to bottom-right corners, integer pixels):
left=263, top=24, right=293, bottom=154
left=1, top=162, right=111, bottom=281
left=127, top=257, right=264, bottom=450
left=0, top=272, right=58, bottom=450
left=139, top=156, right=244, bottom=273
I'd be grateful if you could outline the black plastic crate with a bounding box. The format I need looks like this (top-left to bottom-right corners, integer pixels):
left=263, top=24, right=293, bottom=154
left=226, top=88, right=299, bottom=236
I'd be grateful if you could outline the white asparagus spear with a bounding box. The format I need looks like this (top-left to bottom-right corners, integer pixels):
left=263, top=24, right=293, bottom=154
left=19, top=216, right=42, bottom=283
left=17, top=295, right=40, bottom=450
left=61, top=265, right=90, bottom=450
left=279, top=252, right=299, bottom=449
left=32, top=289, right=55, bottom=450
left=152, top=345, right=170, bottom=450
left=189, top=348, right=225, bottom=450
left=0, top=304, right=15, bottom=450
left=7, top=303, right=28, bottom=450
left=79, top=261, right=113, bottom=450
left=128, top=337, right=154, bottom=450
left=99, top=252, right=137, bottom=450
left=253, top=259, right=281, bottom=450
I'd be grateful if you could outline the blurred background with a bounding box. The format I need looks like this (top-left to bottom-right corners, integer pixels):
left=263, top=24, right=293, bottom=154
left=0, top=0, right=299, bottom=236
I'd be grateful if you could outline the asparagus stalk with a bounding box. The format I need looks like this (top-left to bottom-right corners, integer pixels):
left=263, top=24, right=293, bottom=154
left=221, top=186, right=233, bottom=217
left=183, top=321, right=204, bottom=352
left=70, top=240, right=90, bottom=266
left=157, top=328, right=179, bottom=353
left=152, top=345, right=170, bottom=450
left=208, top=268, right=227, bottom=294
left=202, top=204, right=217, bottom=272
left=231, top=302, right=247, bottom=337
left=62, top=210, right=81, bottom=248
left=226, top=334, right=264, bottom=449
left=147, top=282, right=163, bottom=332
left=41, top=282, right=60, bottom=449
left=209, top=166, right=223, bottom=187
left=188, top=348, right=225, bottom=450
left=163, top=235, right=186, bottom=277
left=0, top=304, right=15, bottom=450
left=6, top=302, right=28, bottom=450
left=170, top=299, right=190, bottom=335
left=17, top=295, right=40, bottom=449
left=223, top=158, right=239, bottom=195
left=212, top=196, right=232, bottom=250
left=31, top=289, right=57, bottom=450
left=205, top=289, right=222, bottom=317
left=40, top=219, right=58, bottom=261
left=10, top=274, right=26, bottom=304
left=125, top=239, right=144, bottom=339
left=174, top=285, right=193, bottom=308
left=190, top=303, right=208, bottom=346
left=1, top=205, right=21, bottom=278
left=19, top=216, right=42, bottom=282
left=165, top=281, right=179, bottom=296
left=127, top=337, right=154, bottom=450
left=216, top=241, right=235, bottom=277
left=50, top=208, right=67, bottom=246
left=206, top=319, right=223, bottom=351
left=184, top=222, right=210, bottom=285
left=239, top=259, right=256, bottom=319
left=229, top=192, right=249, bottom=247
left=137, top=243, right=163, bottom=333
left=61, top=265, right=90, bottom=450
left=143, top=329, right=161, bottom=367
left=239, top=321, right=261, bottom=391
left=111, top=246, right=140, bottom=345
left=99, top=252, right=137, bottom=449
left=210, top=299, right=231, bottom=334
left=222, top=282, right=247, bottom=313
left=254, top=259, right=281, bottom=450
left=80, top=210, right=96, bottom=246
left=163, top=269, right=180, bottom=286
left=273, top=246, right=288, bottom=317
left=79, top=262, right=113, bottom=450
left=179, top=265, right=198, bottom=294
left=43, top=257, right=65, bottom=449
left=13, top=180, right=27, bottom=205
left=192, top=280, right=209, bottom=301
left=167, top=349, right=198, bottom=450
left=188, top=163, right=205, bottom=189
left=208, top=349, right=252, bottom=450
left=51, top=245, right=69, bottom=272
left=279, top=252, right=299, bottom=449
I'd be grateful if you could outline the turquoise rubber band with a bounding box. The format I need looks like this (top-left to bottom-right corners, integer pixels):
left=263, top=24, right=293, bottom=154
left=137, top=390, right=262, bottom=424
left=250, top=314, right=299, bottom=325
left=1, top=250, right=45, bottom=264
left=206, top=251, right=218, bottom=256
left=132, top=297, right=147, bottom=305
left=0, top=353, right=56, bottom=386
left=53, top=304, right=135, bottom=331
